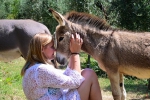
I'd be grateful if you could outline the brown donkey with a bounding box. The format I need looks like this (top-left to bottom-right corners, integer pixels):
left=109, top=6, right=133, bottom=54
left=0, top=19, right=51, bottom=62
left=49, top=9, right=150, bottom=100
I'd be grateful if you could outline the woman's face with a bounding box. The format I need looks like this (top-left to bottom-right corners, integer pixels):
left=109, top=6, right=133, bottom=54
left=42, top=41, right=55, bottom=60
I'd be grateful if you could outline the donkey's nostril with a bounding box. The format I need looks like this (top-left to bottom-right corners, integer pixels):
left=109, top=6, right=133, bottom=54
left=56, top=57, right=68, bottom=66
left=62, top=58, right=67, bottom=65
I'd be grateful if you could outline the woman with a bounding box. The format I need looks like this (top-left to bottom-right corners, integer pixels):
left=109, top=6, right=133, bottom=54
left=21, top=33, right=102, bottom=100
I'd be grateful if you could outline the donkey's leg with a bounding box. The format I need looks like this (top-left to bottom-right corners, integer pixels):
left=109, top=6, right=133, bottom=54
left=18, top=37, right=32, bottom=60
left=19, top=44, right=29, bottom=60
left=107, top=71, right=121, bottom=100
left=119, top=73, right=126, bottom=100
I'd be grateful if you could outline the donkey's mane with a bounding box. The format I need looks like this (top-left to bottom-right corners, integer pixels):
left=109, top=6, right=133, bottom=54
left=64, top=11, right=113, bottom=31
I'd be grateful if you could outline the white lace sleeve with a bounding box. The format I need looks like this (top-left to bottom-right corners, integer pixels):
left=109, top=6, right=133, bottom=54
left=37, top=64, right=85, bottom=89
left=63, top=66, right=84, bottom=81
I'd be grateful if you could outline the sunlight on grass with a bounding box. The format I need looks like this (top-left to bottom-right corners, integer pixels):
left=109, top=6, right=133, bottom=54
left=98, top=77, right=150, bottom=99
left=0, top=57, right=26, bottom=100
left=0, top=57, right=150, bottom=100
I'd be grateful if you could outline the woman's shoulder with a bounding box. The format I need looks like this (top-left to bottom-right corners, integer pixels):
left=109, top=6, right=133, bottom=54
left=38, top=63, right=54, bottom=68
left=36, top=63, right=55, bottom=72
left=37, top=64, right=65, bottom=75
left=26, top=63, right=53, bottom=71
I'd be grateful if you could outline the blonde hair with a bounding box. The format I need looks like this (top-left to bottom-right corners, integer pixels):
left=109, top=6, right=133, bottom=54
left=21, top=33, right=53, bottom=76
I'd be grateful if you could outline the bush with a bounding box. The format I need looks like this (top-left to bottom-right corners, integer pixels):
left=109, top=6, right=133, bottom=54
left=81, top=54, right=107, bottom=77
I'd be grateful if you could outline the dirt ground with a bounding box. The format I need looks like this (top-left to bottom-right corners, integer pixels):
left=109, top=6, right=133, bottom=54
left=1, top=90, right=150, bottom=100
left=101, top=90, right=150, bottom=100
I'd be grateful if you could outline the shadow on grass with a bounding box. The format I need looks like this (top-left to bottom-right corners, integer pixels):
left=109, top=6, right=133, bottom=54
left=125, top=83, right=150, bottom=100
left=101, top=78, right=150, bottom=100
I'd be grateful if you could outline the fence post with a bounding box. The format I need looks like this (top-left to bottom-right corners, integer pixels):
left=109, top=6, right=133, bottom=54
left=87, top=55, right=91, bottom=68
left=148, top=79, right=150, bottom=90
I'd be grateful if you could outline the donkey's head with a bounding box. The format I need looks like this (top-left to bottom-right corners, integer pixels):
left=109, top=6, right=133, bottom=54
left=49, top=9, right=73, bottom=65
left=49, top=9, right=114, bottom=65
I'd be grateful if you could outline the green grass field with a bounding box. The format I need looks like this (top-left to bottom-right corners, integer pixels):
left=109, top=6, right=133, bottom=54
left=0, top=58, right=26, bottom=100
left=0, top=57, right=150, bottom=100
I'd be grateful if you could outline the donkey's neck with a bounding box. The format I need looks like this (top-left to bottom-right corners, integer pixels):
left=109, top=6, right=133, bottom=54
left=65, top=11, right=114, bottom=31
left=69, top=22, right=113, bottom=59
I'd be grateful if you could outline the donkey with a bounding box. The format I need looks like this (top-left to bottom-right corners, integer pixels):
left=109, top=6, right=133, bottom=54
left=49, top=9, right=150, bottom=100
left=0, top=19, right=51, bottom=62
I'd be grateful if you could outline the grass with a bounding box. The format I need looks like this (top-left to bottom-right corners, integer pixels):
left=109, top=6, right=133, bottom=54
left=0, top=57, right=150, bottom=100
left=99, top=77, right=150, bottom=100
left=0, top=58, right=26, bottom=100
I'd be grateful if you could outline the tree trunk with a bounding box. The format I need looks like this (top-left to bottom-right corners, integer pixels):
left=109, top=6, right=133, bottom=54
left=148, top=79, right=150, bottom=90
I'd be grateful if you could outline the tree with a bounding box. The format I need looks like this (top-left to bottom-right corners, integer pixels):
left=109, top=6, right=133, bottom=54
left=108, top=0, right=150, bottom=31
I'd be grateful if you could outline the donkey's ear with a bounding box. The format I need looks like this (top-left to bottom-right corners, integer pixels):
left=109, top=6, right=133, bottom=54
left=49, top=8, right=65, bottom=26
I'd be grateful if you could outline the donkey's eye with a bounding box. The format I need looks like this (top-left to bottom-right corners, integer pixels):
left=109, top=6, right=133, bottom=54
left=59, top=37, right=64, bottom=42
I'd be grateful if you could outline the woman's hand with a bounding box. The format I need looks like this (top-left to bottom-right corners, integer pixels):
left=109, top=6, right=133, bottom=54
left=70, top=33, right=83, bottom=53
left=69, top=33, right=83, bottom=73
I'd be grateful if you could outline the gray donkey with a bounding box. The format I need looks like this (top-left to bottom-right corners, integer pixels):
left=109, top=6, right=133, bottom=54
left=0, top=19, right=51, bottom=62
left=50, top=9, right=150, bottom=100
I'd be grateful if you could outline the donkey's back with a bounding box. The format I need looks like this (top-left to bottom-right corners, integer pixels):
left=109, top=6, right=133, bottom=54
left=0, top=19, right=51, bottom=62
left=102, top=31, right=150, bottom=79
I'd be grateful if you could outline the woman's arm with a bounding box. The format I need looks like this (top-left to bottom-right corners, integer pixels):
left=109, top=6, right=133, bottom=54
left=68, top=33, right=83, bottom=73
left=68, top=54, right=81, bottom=73
left=37, top=64, right=84, bottom=89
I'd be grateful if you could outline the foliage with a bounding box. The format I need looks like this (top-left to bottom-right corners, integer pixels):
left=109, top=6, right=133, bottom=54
left=1, top=0, right=150, bottom=32
left=107, top=0, right=150, bottom=31
left=0, top=0, right=20, bottom=19
left=81, top=55, right=107, bottom=77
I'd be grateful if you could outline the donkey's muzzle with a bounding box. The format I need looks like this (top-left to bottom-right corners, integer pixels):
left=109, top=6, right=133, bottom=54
left=56, top=57, right=68, bottom=65
left=56, top=52, right=68, bottom=66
